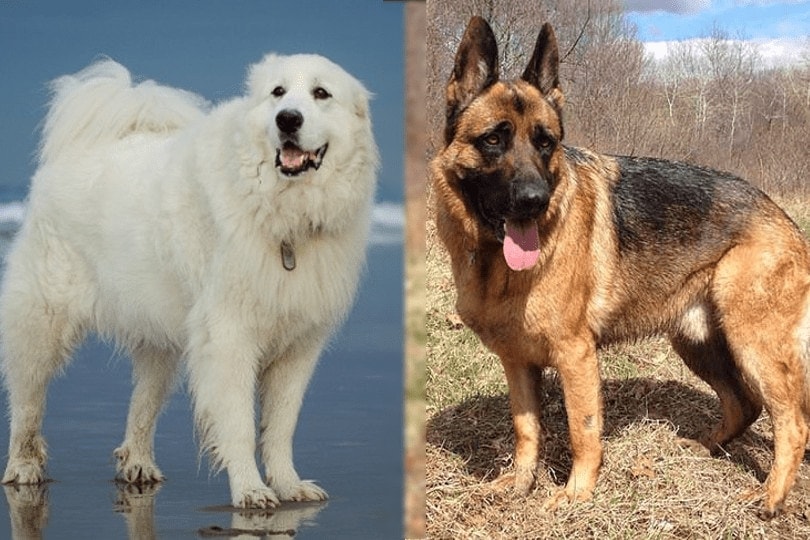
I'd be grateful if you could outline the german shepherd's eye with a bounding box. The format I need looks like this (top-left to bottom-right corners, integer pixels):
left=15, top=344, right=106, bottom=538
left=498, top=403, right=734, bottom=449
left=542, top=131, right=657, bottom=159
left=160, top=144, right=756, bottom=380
left=484, top=133, right=501, bottom=146
left=476, top=122, right=511, bottom=156
left=271, top=86, right=286, bottom=97
left=533, top=127, right=556, bottom=151
left=313, top=87, right=332, bottom=100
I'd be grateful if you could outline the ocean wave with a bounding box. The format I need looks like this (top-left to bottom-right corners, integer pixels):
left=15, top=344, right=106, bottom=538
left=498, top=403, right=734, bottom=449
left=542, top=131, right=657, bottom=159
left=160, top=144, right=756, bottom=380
left=370, top=201, right=404, bottom=246
left=0, top=201, right=25, bottom=232
left=0, top=200, right=404, bottom=244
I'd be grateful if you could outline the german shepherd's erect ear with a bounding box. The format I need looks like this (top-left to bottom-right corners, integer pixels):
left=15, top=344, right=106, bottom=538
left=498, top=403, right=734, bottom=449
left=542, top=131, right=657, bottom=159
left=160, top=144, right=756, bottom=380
left=444, top=16, right=499, bottom=143
left=522, top=22, right=564, bottom=113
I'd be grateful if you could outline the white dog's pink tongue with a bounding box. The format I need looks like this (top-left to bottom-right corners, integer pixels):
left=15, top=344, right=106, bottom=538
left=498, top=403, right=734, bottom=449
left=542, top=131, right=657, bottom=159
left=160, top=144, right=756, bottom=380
left=503, top=220, right=540, bottom=271
left=281, top=146, right=307, bottom=169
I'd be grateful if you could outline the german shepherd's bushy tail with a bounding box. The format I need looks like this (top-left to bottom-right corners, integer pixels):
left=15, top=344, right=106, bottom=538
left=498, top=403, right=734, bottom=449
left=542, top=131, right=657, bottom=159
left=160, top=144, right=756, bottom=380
left=38, top=59, right=209, bottom=164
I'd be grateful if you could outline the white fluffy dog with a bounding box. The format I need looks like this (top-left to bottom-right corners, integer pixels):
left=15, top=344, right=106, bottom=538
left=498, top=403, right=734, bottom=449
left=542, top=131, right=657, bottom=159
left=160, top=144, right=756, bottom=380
left=0, top=54, right=378, bottom=509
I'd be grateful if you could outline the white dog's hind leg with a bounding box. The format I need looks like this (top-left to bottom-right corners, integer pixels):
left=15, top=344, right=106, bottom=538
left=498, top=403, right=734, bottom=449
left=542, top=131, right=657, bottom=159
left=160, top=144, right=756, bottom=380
left=259, top=336, right=328, bottom=502
left=114, top=345, right=179, bottom=484
left=187, top=321, right=278, bottom=509
left=0, top=256, right=88, bottom=485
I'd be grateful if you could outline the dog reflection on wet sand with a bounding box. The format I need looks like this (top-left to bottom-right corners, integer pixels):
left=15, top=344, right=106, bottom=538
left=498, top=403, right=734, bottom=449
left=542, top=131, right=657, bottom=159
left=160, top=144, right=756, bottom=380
left=2, top=484, right=325, bottom=538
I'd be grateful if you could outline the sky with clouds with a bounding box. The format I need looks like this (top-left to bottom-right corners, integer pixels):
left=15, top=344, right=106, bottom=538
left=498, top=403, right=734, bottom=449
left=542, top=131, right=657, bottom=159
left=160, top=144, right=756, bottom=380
left=624, top=0, right=810, bottom=65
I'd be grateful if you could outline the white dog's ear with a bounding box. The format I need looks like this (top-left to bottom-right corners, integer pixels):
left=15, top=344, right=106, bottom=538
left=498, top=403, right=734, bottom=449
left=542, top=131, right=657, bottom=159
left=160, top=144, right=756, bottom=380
left=353, top=85, right=372, bottom=120
left=246, top=53, right=279, bottom=97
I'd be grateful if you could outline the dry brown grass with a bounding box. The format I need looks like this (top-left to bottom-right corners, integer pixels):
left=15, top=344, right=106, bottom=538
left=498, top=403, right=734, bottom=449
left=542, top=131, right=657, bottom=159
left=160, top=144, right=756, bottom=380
left=426, top=203, right=810, bottom=539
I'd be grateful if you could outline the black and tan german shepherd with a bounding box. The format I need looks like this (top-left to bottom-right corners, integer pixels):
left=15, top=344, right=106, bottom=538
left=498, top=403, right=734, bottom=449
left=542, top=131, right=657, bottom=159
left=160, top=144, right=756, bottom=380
left=431, top=16, right=810, bottom=518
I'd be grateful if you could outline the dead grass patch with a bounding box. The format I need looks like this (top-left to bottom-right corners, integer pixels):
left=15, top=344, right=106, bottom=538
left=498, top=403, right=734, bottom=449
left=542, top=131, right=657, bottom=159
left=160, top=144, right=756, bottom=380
left=426, top=206, right=810, bottom=539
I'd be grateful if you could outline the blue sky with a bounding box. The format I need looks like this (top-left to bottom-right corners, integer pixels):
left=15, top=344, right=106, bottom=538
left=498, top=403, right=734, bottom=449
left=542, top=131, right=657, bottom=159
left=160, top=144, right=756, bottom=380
left=624, top=0, right=809, bottom=65
left=0, top=0, right=404, bottom=203
left=626, top=0, right=810, bottom=40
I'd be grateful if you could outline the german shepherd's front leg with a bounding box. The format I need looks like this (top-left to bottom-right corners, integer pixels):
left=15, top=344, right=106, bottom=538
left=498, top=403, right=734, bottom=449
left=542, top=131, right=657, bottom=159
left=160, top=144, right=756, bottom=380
left=496, top=361, right=544, bottom=494
left=544, top=339, right=603, bottom=510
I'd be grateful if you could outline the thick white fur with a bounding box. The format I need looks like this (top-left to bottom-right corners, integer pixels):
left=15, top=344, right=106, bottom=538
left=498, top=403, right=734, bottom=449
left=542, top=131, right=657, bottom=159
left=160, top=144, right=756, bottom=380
left=0, top=54, right=378, bottom=509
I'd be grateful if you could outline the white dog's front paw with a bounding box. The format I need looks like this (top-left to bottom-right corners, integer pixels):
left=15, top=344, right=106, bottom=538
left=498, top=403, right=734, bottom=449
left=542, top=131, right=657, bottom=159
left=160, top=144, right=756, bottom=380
left=272, top=479, right=328, bottom=502
left=4, top=435, right=48, bottom=485
left=234, top=486, right=281, bottom=509
left=114, top=446, right=164, bottom=484
left=2, top=460, right=47, bottom=485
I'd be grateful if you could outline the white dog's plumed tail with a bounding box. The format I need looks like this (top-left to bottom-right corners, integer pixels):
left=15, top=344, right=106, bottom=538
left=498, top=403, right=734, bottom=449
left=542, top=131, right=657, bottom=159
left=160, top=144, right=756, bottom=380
left=38, top=59, right=209, bottom=164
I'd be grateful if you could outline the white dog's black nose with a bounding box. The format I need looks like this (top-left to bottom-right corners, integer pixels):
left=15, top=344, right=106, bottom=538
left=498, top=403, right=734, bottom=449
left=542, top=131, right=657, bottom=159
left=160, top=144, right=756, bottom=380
left=276, top=109, right=303, bottom=134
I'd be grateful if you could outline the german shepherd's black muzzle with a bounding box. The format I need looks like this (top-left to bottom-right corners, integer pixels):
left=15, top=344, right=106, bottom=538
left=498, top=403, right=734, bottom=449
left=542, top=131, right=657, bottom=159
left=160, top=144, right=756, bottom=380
left=509, top=176, right=550, bottom=222
left=462, top=171, right=551, bottom=244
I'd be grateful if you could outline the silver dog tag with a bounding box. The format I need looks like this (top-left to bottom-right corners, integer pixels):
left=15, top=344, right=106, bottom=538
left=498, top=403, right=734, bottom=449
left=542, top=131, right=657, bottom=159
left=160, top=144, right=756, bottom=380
left=280, top=241, right=296, bottom=271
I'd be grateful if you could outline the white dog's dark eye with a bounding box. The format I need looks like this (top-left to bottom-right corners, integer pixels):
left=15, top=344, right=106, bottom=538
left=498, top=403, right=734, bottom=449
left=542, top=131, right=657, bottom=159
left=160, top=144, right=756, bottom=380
left=271, top=86, right=286, bottom=97
left=313, top=87, right=331, bottom=100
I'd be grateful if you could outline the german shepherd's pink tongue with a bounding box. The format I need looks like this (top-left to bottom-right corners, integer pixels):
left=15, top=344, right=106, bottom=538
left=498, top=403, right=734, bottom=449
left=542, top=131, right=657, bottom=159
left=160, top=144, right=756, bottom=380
left=503, top=220, right=540, bottom=271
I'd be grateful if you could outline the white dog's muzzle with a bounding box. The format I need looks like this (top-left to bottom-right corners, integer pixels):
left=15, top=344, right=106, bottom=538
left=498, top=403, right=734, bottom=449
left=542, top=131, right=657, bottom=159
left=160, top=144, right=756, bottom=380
left=274, top=109, right=328, bottom=177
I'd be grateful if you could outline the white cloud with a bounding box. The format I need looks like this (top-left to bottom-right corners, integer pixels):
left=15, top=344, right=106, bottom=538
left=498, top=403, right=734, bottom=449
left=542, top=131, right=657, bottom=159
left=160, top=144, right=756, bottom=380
left=754, top=37, right=808, bottom=67
left=643, top=36, right=807, bottom=68
left=732, top=0, right=808, bottom=5
left=625, top=0, right=807, bottom=11
left=624, top=0, right=712, bottom=13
